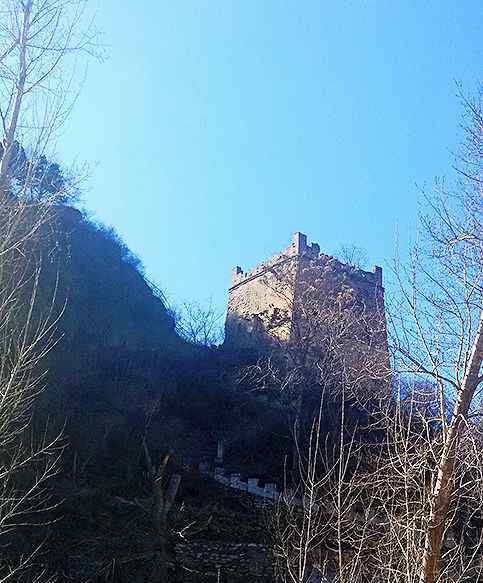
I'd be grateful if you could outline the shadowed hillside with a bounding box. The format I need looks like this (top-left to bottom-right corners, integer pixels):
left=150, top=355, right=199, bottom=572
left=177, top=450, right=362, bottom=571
left=50, top=206, right=177, bottom=353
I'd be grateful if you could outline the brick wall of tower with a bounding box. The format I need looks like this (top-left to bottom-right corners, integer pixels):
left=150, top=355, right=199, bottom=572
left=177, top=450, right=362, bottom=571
left=293, top=251, right=388, bottom=367
left=224, top=233, right=320, bottom=349
left=224, top=233, right=387, bottom=359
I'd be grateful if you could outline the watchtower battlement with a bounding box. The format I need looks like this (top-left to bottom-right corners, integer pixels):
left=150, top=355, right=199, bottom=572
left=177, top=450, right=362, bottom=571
left=225, top=232, right=386, bottom=351
left=231, top=232, right=322, bottom=288
left=230, top=232, right=383, bottom=290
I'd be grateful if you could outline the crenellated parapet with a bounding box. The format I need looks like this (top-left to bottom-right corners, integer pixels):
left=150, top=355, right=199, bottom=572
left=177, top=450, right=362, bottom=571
left=230, top=232, right=322, bottom=288
left=230, top=232, right=382, bottom=289
left=214, top=467, right=280, bottom=500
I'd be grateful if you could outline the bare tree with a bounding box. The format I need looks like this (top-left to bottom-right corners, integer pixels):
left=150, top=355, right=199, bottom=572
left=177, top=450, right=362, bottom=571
left=175, top=299, right=224, bottom=346
left=269, top=87, right=482, bottom=583
left=271, top=375, right=483, bottom=583
left=271, top=384, right=367, bottom=583
left=0, top=1, right=99, bottom=579
left=390, top=86, right=482, bottom=583
left=0, top=0, right=100, bottom=197
left=139, top=440, right=181, bottom=581
left=337, top=244, right=368, bottom=270
left=0, top=193, right=65, bottom=580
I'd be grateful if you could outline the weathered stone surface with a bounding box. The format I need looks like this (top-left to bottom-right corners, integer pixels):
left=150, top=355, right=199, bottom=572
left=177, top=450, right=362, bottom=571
left=225, top=232, right=388, bottom=373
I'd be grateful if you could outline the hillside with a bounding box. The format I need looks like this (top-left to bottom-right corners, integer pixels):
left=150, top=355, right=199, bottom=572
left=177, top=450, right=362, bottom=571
left=50, top=205, right=178, bottom=354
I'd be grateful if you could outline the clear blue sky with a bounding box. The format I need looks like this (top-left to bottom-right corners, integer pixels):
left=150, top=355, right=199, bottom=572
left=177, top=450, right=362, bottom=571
left=58, top=1, right=482, bottom=313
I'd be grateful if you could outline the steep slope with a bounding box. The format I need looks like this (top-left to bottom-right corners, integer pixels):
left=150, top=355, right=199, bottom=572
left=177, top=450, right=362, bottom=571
left=50, top=205, right=177, bottom=354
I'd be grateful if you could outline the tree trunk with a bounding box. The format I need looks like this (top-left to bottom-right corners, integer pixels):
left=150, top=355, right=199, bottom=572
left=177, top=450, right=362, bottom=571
left=151, top=471, right=181, bottom=581
left=419, top=312, right=483, bottom=583
left=0, top=2, right=31, bottom=194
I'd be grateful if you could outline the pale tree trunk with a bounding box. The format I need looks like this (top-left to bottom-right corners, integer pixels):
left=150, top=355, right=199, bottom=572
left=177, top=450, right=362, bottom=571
left=0, top=1, right=31, bottom=193
left=419, top=311, right=483, bottom=583
left=151, top=470, right=181, bottom=581
left=142, top=443, right=181, bottom=580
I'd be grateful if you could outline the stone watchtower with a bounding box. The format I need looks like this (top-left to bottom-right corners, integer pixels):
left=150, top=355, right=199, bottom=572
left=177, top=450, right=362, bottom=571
left=224, top=232, right=387, bottom=357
